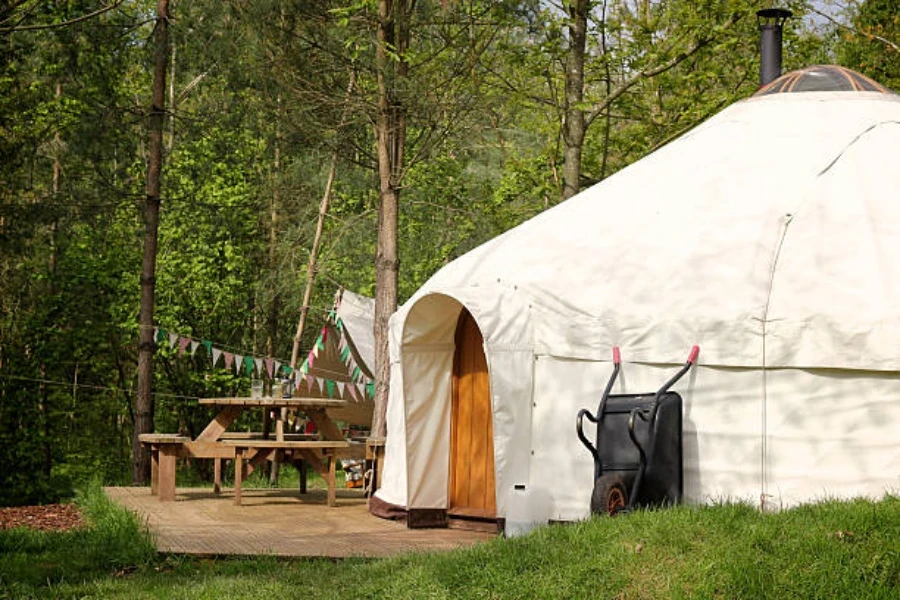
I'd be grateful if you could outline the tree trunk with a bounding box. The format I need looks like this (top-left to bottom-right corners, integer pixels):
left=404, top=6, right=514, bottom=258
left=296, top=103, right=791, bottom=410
left=561, top=0, right=589, bottom=201
left=371, top=0, right=408, bottom=439
left=289, top=154, right=338, bottom=369
left=39, top=81, right=63, bottom=479
left=266, top=123, right=281, bottom=362
left=133, top=0, right=170, bottom=485
left=289, top=73, right=356, bottom=370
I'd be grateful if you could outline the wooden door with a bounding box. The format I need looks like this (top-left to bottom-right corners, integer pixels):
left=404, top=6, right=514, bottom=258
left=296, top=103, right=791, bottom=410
left=449, top=310, right=496, bottom=519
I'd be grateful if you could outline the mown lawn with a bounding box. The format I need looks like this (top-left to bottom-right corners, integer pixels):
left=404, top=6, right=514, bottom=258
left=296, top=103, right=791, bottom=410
left=1, top=481, right=897, bottom=599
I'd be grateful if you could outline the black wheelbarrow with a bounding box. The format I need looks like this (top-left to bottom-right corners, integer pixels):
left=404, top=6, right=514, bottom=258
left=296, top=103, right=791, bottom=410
left=576, top=345, right=699, bottom=515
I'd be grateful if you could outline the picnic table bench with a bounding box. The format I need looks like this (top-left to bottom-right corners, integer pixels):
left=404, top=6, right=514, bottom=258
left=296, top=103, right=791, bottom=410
left=139, top=396, right=367, bottom=506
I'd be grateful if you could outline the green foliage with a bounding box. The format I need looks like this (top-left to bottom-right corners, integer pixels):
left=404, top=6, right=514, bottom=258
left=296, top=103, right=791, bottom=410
left=836, top=0, right=900, bottom=91
left=2, top=0, right=896, bottom=504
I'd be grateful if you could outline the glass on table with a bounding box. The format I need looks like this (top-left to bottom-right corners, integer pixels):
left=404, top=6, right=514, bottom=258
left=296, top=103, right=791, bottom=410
left=250, top=378, right=264, bottom=399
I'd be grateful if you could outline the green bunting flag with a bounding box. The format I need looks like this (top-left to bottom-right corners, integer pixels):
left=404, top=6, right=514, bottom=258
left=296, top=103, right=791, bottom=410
left=352, top=366, right=361, bottom=381
left=283, top=366, right=293, bottom=376
left=201, top=340, right=212, bottom=354
left=156, top=328, right=167, bottom=343
left=300, top=361, right=309, bottom=374
left=244, top=356, right=254, bottom=375
left=316, top=336, right=325, bottom=351
left=366, top=382, right=375, bottom=399
left=325, top=379, right=335, bottom=398
left=340, top=346, right=350, bottom=363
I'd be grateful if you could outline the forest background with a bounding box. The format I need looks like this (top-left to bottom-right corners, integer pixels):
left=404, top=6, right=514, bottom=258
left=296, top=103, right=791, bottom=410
left=0, top=0, right=896, bottom=506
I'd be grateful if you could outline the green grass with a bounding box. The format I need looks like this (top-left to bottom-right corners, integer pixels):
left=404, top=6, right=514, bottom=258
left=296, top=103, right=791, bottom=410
left=0, top=478, right=156, bottom=599
left=2, top=487, right=898, bottom=599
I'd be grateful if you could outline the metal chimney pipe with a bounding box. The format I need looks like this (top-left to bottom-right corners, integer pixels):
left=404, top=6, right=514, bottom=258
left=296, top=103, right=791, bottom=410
left=757, top=8, right=792, bottom=86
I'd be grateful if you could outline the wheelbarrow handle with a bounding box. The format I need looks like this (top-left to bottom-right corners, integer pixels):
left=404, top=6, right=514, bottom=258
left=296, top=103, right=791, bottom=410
left=576, top=409, right=600, bottom=465
left=688, top=345, right=699, bottom=364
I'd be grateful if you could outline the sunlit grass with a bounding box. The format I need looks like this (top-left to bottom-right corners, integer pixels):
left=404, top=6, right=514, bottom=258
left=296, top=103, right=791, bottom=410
left=2, top=485, right=897, bottom=600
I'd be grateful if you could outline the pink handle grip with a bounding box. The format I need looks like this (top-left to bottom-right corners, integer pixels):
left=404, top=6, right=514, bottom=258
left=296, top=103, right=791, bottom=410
left=687, top=345, right=700, bottom=364
left=613, top=347, right=621, bottom=365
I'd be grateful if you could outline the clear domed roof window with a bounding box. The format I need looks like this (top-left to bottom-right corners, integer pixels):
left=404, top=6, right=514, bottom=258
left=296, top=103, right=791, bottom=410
left=755, top=65, right=896, bottom=96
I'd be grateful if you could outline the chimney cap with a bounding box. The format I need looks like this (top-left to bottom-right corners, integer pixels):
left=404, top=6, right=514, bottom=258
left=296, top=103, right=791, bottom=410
left=757, top=8, right=792, bottom=24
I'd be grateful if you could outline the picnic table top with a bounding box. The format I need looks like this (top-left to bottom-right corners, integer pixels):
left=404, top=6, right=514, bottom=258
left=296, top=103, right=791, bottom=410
left=198, top=397, right=348, bottom=408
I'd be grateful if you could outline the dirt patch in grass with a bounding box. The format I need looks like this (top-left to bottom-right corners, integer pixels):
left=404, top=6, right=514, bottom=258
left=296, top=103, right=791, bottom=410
left=0, top=504, right=85, bottom=532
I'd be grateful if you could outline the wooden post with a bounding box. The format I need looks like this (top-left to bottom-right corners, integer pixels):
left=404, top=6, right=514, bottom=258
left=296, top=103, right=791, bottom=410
left=158, top=445, right=178, bottom=502
left=299, top=460, right=307, bottom=494
left=213, top=458, right=222, bottom=494
left=326, top=452, right=337, bottom=507
left=150, top=445, right=160, bottom=495
left=234, top=448, right=244, bottom=506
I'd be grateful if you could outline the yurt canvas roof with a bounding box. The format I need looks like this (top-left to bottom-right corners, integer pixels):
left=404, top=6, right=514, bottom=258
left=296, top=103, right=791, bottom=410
left=376, top=74, right=900, bottom=520
left=403, top=89, right=900, bottom=369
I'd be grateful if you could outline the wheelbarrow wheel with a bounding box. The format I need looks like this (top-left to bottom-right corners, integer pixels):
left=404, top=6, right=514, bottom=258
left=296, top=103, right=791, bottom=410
left=591, top=474, right=628, bottom=516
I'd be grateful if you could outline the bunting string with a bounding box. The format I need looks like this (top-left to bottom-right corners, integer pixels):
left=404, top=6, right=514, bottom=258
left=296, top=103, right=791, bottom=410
left=153, top=317, right=376, bottom=403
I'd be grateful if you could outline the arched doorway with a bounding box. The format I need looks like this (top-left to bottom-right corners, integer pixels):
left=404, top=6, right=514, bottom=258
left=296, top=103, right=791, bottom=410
left=449, top=309, right=496, bottom=521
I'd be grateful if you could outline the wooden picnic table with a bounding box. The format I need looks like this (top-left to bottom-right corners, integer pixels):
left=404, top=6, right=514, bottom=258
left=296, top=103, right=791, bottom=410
left=140, top=396, right=365, bottom=507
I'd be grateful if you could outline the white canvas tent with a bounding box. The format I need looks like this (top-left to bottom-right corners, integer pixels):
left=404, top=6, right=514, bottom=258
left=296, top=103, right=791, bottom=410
left=296, top=289, right=376, bottom=427
left=374, top=67, right=900, bottom=523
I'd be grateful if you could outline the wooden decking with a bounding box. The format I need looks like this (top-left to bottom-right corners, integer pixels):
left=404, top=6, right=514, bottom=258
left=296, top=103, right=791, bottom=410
left=105, top=487, right=495, bottom=558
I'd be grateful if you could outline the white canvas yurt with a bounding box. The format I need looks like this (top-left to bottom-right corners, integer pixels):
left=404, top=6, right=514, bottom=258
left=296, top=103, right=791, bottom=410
left=372, top=66, right=900, bottom=525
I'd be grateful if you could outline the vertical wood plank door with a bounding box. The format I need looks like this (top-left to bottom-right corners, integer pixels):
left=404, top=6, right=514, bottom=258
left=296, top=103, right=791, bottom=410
left=449, top=310, right=496, bottom=519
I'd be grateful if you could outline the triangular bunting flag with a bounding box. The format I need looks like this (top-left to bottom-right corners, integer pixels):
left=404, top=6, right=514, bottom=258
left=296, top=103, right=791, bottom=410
left=254, top=358, right=263, bottom=376
left=168, top=332, right=178, bottom=348
left=156, top=328, right=167, bottom=343
left=234, top=354, right=243, bottom=374
left=366, top=382, right=375, bottom=399
left=352, top=366, right=362, bottom=382
left=282, top=365, right=292, bottom=376
left=224, top=352, right=234, bottom=371
left=336, top=381, right=345, bottom=399
left=347, top=383, right=358, bottom=402
left=178, top=336, right=191, bottom=355
left=335, top=317, right=343, bottom=331
left=340, top=346, right=351, bottom=363
left=325, top=379, right=335, bottom=398
left=201, top=340, right=212, bottom=355
left=153, top=327, right=159, bottom=342
left=300, top=361, right=309, bottom=374
left=308, top=352, right=316, bottom=368
left=305, top=374, right=314, bottom=392
left=190, top=340, right=200, bottom=356
left=265, top=358, right=275, bottom=378
left=274, top=361, right=282, bottom=377
left=244, top=356, right=254, bottom=375
left=212, top=348, right=223, bottom=367
left=316, top=377, right=325, bottom=394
